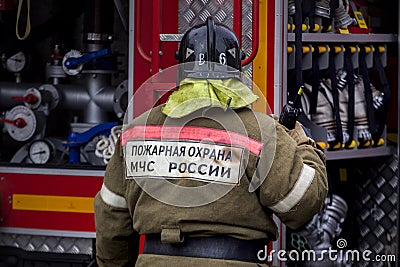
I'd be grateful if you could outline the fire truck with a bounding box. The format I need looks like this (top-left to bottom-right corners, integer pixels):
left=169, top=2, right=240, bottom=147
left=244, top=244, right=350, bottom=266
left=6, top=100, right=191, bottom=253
left=0, top=0, right=284, bottom=265
left=0, top=0, right=398, bottom=266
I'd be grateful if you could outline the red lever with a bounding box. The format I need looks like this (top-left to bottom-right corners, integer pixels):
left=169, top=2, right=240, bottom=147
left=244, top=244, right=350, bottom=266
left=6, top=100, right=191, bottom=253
left=1, top=118, right=27, bottom=128
left=12, top=93, right=38, bottom=105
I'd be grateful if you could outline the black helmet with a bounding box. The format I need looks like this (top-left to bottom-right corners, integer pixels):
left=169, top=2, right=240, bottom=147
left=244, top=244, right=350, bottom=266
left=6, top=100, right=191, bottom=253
left=175, top=17, right=245, bottom=82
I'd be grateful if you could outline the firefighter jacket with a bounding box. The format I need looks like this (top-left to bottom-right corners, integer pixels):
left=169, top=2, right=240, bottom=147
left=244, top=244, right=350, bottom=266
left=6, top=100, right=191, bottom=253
left=94, top=105, right=328, bottom=266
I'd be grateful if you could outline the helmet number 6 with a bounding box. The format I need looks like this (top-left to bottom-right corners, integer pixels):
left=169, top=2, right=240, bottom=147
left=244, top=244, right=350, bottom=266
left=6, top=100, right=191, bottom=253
left=219, top=53, right=226, bottom=65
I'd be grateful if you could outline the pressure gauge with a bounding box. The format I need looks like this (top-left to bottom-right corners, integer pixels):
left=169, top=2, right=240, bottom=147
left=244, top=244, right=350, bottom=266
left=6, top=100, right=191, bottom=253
left=3, top=105, right=37, bottom=141
left=6, top=51, right=26, bottom=73
left=28, top=140, right=52, bottom=164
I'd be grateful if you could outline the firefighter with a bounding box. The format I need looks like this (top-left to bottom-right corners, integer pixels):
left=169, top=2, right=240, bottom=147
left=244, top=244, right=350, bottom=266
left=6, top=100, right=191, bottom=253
left=94, top=17, right=328, bottom=266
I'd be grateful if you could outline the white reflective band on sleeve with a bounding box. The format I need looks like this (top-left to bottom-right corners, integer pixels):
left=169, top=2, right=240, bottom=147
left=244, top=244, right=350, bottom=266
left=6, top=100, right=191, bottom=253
left=100, top=184, right=128, bottom=209
left=269, top=164, right=315, bottom=213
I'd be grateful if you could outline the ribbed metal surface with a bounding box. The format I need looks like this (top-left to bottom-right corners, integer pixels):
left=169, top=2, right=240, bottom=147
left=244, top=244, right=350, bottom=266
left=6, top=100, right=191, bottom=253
left=179, top=0, right=253, bottom=55
left=241, top=0, right=253, bottom=57
left=179, top=0, right=233, bottom=31
left=353, top=155, right=398, bottom=267
left=160, top=34, right=184, bottom=42
left=178, top=0, right=253, bottom=76
left=0, top=233, right=93, bottom=255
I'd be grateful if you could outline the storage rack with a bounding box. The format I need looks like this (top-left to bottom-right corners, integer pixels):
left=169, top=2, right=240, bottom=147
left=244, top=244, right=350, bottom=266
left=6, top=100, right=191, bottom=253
left=281, top=1, right=399, bottom=266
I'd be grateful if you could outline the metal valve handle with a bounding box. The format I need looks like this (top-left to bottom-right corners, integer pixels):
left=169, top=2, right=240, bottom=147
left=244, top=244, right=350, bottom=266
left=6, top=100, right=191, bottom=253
left=64, top=48, right=111, bottom=70
left=11, top=93, right=38, bottom=105
left=1, top=117, right=27, bottom=128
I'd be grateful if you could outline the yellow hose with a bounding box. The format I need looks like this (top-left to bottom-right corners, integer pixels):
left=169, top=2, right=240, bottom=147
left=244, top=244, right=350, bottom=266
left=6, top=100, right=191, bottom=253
left=16, top=0, right=31, bottom=40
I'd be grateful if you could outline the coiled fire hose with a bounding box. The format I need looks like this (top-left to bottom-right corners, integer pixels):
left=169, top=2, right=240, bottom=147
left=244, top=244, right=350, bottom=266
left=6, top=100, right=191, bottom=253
left=95, top=125, right=122, bottom=164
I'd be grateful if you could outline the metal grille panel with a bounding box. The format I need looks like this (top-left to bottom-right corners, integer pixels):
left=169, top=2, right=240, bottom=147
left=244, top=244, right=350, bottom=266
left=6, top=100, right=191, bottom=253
left=353, top=155, right=398, bottom=267
left=0, top=233, right=93, bottom=255
left=179, top=0, right=234, bottom=31
left=178, top=0, right=253, bottom=77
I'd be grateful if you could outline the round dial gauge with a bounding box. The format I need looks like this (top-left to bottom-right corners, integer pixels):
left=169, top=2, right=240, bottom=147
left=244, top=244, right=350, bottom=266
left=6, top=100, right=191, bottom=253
left=4, top=105, right=37, bottom=141
left=6, top=51, right=26, bottom=73
left=28, top=140, right=52, bottom=164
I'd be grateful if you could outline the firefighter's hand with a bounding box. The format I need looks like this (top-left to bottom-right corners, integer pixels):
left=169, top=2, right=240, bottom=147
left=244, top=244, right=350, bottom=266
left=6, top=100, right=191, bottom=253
left=270, top=114, right=279, bottom=121
left=287, top=121, right=314, bottom=146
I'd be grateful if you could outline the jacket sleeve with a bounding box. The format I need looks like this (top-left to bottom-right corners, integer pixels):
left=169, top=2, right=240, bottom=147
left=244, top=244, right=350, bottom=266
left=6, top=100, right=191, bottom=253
left=94, top=141, right=140, bottom=266
left=258, top=121, right=328, bottom=229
